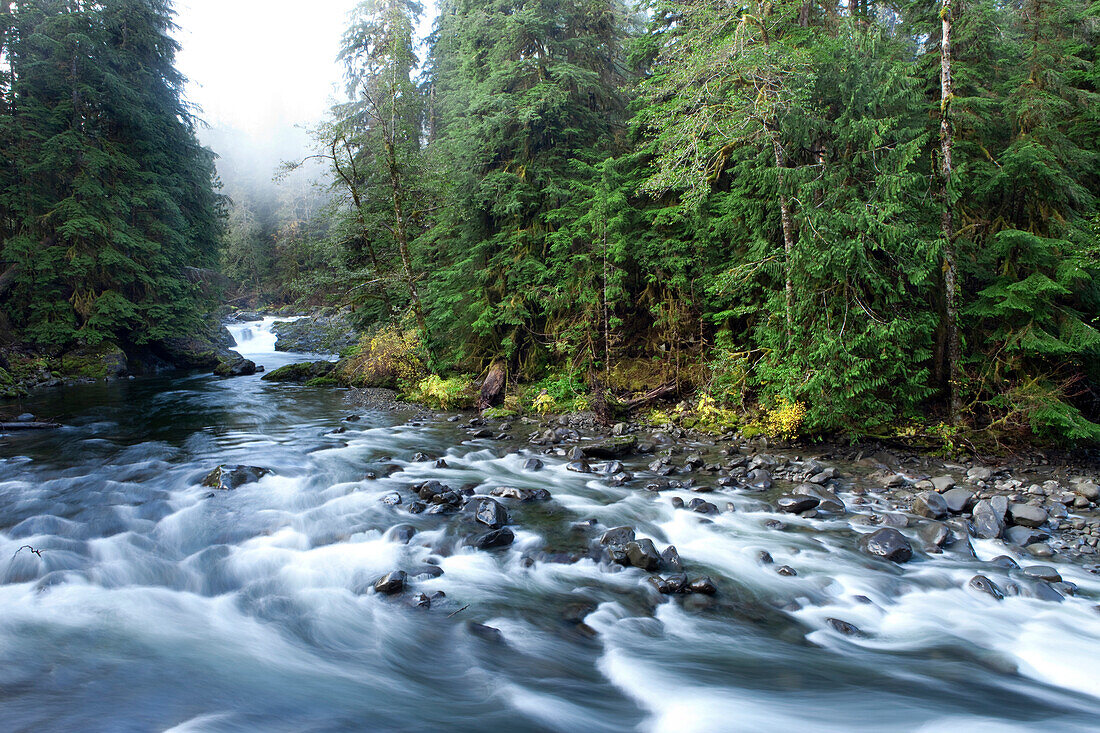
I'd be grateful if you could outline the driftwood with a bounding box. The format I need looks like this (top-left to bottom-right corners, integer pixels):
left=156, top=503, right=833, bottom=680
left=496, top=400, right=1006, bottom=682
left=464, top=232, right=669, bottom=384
left=0, top=421, right=61, bottom=430
left=622, top=382, right=679, bottom=411
left=477, top=361, right=507, bottom=411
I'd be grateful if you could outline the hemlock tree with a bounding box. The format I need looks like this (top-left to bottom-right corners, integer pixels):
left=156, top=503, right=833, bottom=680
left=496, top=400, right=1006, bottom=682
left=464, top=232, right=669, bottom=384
left=0, top=0, right=222, bottom=350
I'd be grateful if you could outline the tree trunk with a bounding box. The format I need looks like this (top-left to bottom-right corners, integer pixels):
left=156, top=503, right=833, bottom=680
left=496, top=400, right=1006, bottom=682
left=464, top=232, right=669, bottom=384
left=384, top=138, right=428, bottom=342
left=940, top=0, right=962, bottom=423
left=477, top=360, right=507, bottom=411
left=772, top=136, right=796, bottom=335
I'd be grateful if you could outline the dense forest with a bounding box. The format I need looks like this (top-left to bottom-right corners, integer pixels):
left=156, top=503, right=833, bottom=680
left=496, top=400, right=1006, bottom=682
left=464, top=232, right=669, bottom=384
left=3, top=0, right=1100, bottom=446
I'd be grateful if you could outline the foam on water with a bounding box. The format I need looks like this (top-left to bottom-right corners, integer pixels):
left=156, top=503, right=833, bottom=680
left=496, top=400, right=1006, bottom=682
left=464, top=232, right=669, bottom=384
left=1, top=368, right=1099, bottom=731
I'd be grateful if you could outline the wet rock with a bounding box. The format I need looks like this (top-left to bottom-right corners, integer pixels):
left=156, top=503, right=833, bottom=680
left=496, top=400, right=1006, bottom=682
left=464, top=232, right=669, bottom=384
left=1009, top=503, right=1047, bottom=528
left=989, top=555, right=1020, bottom=570
left=567, top=447, right=585, bottom=461
left=745, top=468, right=772, bottom=490
left=930, top=475, right=956, bottom=492
left=776, top=565, right=798, bottom=577
left=859, top=528, right=913, bottom=563
left=1005, top=525, right=1048, bottom=547
left=757, top=550, right=774, bottom=564
left=1022, top=565, right=1061, bottom=583
left=968, top=575, right=1004, bottom=600
left=262, top=360, right=336, bottom=382
left=1026, top=543, right=1054, bottom=558
left=1027, top=581, right=1064, bottom=602
left=777, top=495, right=820, bottom=514
left=688, top=577, right=717, bottom=595
left=607, top=472, right=633, bottom=486
left=826, top=618, right=865, bottom=636
left=971, top=501, right=1005, bottom=539
left=942, top=488, right=974, bottom=513
left=471, top=528, right=515, bottom=550
left=469, top=428, right=493, bottom=439
left=919, top=521, right=951, bottom=548
left=467, top=622, right=505, bottom=643
left=691, top=500, right=719, bottom=515
left=201, top=465, right=270, bottom=491
left=489, top=486, right=550, bottom=501
left=582, top=436, right=638, bottom=459
left=912, top=491, right=949, bottom=519
left=967, top=467, right=993, bottom=482
left=561, top=602, right=597, bottom=625
left=381, top=492, right=402, bottom=506
left=1075, top=481, right=1099, bottom=501
left=523, top=458, right=544, bottom=472
left=213, top=353, right=258, bottom=377
left=601, top=526, right=635, bottom=546
left=373, top=570, right=407, bottom=595
left=388, top=525, right=417, bottom=544
left=566, top=460, right=592, bottom=474
left=625, top=539, right=662, bottom=571
left=410, top=592, right=431, bottom=609
left=474, top=498, right=510, bottom=529
left=652, top=573, right=689, bottom=594
left=792, top=483, right=844, bottom=512
left=661, top=545, right=684, bottom=573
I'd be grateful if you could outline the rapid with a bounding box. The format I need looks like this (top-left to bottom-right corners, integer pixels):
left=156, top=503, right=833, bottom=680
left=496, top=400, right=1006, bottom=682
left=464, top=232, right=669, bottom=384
left=1, top=318, right=1098, bottom=732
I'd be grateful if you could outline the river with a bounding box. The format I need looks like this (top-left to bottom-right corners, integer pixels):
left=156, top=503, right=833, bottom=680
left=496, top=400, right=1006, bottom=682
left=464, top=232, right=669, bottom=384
left=1, top=318, right=1098, bottom=732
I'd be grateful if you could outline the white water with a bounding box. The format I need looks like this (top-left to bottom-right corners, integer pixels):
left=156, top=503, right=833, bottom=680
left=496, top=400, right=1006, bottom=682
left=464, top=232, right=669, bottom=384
left=226, top=316, right=304, bottom=358
left=0, top=337, right=1098, bottom=730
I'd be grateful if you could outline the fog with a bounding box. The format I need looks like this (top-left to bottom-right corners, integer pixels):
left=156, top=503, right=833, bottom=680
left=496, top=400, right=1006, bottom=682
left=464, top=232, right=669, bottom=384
left=173, top=0, right=436, bottom=196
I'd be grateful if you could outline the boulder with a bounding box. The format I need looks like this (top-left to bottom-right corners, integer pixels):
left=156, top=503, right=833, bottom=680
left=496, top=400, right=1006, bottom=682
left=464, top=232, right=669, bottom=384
left=373, top=570, right=407, bottom=595
left=792, top=483, right=844, bottom=512
left=625, top=539, right=662, bottom=571
left=271, top=313, right=358, bottom=353
left=470, top=528, right=515, bottom=550
left=474, top=498, right=509, bottom=529
left=688, top=577, right=717, bottom=595
left=942, top=488, right=974, bottom=513
left=777, top=495, right=819, bottom=514
left=1009, top=503, right=1047, bottom=528
left=213, top=352, right=257, bottom=377
left=201, top=465, right=270, bottom=491
left=930, top=475, right=956, bottom=492
left=1004, top=525, right=1048, bottom=547
left=859, top=528, right=913, bottom=563
left=489, top=486, right=550, bottom=501
left=261, top=360, right=336, bottom=382
left=912, top=491, right=949, bottom=519
left=600, top=526, right=635, bottom=546
left=581, top=436, right=638, bottom=459
left=968, top=575, right=1004, bottom=600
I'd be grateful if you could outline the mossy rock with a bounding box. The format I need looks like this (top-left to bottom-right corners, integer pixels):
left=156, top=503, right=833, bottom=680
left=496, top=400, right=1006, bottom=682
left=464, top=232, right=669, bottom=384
left=481, top=407, right=518, bottom=419
left=262, top=360, right=336, bottom=383
left=59, top=342, right=127, bottom=380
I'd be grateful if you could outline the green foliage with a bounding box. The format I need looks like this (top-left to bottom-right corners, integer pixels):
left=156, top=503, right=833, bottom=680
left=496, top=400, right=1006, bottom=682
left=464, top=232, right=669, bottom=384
left=406, top=374, right=475, bottom=409
left=0, top=0, right=224, bottom=350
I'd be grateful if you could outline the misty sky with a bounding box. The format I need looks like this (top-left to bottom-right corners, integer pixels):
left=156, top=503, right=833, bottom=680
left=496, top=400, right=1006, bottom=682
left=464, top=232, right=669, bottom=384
left=173, top=0, right=436, bottom=176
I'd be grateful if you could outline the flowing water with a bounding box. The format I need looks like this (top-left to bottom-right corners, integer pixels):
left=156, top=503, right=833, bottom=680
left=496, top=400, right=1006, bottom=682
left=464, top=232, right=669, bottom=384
left=1, top=319, right=1099, bottom=732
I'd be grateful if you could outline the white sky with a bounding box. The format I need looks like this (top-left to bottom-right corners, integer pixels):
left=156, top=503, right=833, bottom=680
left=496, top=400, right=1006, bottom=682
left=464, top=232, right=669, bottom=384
left=174, top=0, right=437, bottom=181
left=174, top=0, right=360, bottom=138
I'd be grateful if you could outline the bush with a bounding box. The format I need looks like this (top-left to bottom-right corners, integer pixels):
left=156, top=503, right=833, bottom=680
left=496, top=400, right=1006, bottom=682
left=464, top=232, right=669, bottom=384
left=407, top=374, right=475, bottom=409
left=338, top=324, right=425, bottom=388
left=761, top=396, right=807, bottom=440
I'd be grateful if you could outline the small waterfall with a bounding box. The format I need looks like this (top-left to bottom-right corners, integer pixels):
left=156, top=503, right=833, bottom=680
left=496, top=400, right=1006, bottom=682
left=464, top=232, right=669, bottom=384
left=226, top=316, right=301, bottom=357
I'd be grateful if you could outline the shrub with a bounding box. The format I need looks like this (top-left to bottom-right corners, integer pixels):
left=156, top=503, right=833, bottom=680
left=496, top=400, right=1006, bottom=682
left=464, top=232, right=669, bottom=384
left=338, top=324, right=425, bottom=388
left=407, top=375, right=475, bottom=409
left=762, top=396, right=807, bottom=439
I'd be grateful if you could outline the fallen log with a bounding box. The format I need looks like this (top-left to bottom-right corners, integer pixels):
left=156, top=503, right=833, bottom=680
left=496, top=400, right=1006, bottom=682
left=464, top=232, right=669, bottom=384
left=622, top=382, right=679, bottom=411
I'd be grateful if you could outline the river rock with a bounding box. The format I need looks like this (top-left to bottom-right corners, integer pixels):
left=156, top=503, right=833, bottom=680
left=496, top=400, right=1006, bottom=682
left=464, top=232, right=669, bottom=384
left=213, top=352, right=257, bottom=377
left=1009, top=504, right=1047, bottom=528
left=930, top=475, right=956, bottom=492
left=745, top=468, right=772, bottom=490
left=778, top=495, right=819, bottom=513
left=1022, top=565, right=1061, bottom=583
left=581, top=436, right=638, bottom=459
left=261, top=360, right=336, bottom=382
left=1005, top=525, right=1048, bottom=547
left=859, top=528, right=913, bottom=563
left=688, top=577, right=717, bottom=595
left=474, top=498, right=509, bottom=529
left=776, top=565, right=797, bottom=576
left=601, top=526, right=635, bottom=546
left=942, top=488, right=974, bottom=513
left=471, top=528, right=515, bottom=550
left=467, top=622, right=505, bottom=643
left=661, top=545, right=684, bottom=572
left=826, top=618, right=864, bottom=636
left=490, top=486, right=550, bottom=501
left=373, top=570, right=407, bottom=594
left=919, top=521, right=950, bottom=548
left=625, top=539, right=662, bottom=571
left=523, top=458, right=544, bottom=472
left=968, top=575, right=1004, bottom=600
left=201, top=464, right=270, bottom=491
left=792, top=483, right=844, bottom=512
left=967, top=467, right=992, bottom=482
left=1075, top=481, right=1099, bottom=501
left=566, top=460, right=592, bottom=473
left=912, top=491, right=949, bottom=519
left=272, top=313, right=358, bottom=354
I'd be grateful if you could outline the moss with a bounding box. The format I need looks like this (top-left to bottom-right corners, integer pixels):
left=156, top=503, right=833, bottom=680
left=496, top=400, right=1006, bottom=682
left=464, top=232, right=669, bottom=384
left=305, top=376, right=339, bottom=386
left=59, top=342, right=127, bottom=379
left=481, top=407, right=518, bottom=419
